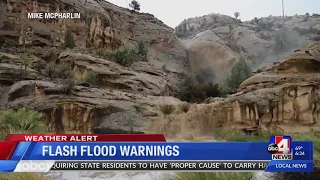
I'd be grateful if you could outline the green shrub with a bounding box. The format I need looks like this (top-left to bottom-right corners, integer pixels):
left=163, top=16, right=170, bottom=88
left=0, top=173, right=48, bottom=180
left=55, top=63, right=72, bottom=79
left=83, top=71, right=99, bottom=85
left=96, top=48, right=112, bottom=57
left=253, top=17, right=259, bottom=24
left=174, top=77, right=203, bottom=103
left=97, top=48, right=145, bottom=67
left=129, top=0, right=140, bottom=12
left=175, top=77, right=224, bottom=103
left=64, top=28, right=75, bottom=49
left=44, top=62, right=56, bottom=78
left=255, top=20, right=273, bottom=31
left=20, top=53, right=32, bottom=75
left=0, top=108, right=46, bottom=135
left=44, top=63, right=71, bottom=79
left=113, top=49, right=140, bottom=66
left=202, top=83, right=222, bottom=98
left=0, top=109, right=48, bottom=180
left=196, top=67, right=215, bottom=84
left=226, top=57, right=252, bottom=93
left=175, top=59, right=250, bottom=101
left=217, top=85, right=229, bottom=97
left=61, top=78, right=75, bottom=94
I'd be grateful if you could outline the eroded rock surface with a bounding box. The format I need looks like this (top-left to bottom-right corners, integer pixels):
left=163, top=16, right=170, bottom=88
left=176, top=13, right=320, bottom=82
left=154, top=43, right=320, bottom=138
left=2, top=78, right=182, bottom=134
left=0, top=0, right=187, bottom=134
left=0, top=0, right=189, bottom=83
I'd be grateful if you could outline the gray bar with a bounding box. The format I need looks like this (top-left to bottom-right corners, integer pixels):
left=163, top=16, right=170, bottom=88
left=50, top=161, right=270, bottom=171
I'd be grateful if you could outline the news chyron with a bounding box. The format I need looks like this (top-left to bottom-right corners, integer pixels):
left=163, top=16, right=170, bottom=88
left=268, top=136, right=293, bottom=160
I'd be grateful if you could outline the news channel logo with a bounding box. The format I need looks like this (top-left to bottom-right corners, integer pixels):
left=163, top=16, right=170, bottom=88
left=268, top=136, right=293, bottom=160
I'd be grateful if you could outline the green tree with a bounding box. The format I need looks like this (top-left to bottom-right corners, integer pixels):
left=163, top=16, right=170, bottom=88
left=20, top=53, right=32, bottom=75
left=175, top=76, right=223, bottom=103
left=129, top=0, right=140, bottom=11
left=303, top=13, right=310, bottom=22
left=113, top=49, right=139, bottom=66
left=202, top=83, right=221, bottom=98
left=196, top=67, right=215, bottom=84
left=253, top=17, right=259, bottom=24
left=44, top=62, right=56, bottom=78
left=64, top=28, right=75, bottom=49
left=234, top=12, right=240, bottom=19
left=0, top=108, right=46, bottom=135
left=182, top=23, right=187, bottom=33
left=83, top=71, right=99, bottom=86
left=226, top=57, right=252, bottom=93
left=175, top=77, right=203, bottom=102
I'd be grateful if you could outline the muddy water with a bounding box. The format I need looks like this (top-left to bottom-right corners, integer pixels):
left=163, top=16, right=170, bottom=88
left=45, top=137, right=274, bottom=180
left=47, top=171, right=176, bottom=180
left=46, top=169, right=273, bottom=180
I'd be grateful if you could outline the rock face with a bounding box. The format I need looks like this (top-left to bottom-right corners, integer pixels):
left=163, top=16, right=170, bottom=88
left=0, top=0, right=188, bottom=134
left=176, top=13, right=320, bottom=83
left=3, top=78, right=181, bottom=134
left=154, top=43, right=320, bottom=139
left=1, top=0, right=319, bottom=139
left=0, top=0, right=189, bottom=83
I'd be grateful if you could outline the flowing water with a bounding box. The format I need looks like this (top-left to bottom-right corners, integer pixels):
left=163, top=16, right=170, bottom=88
left=47, top=171, right=176, bottom=180
left=46, top=168, right=273, bottom=180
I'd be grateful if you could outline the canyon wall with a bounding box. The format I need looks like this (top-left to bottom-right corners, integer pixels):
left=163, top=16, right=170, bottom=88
left=0, top=0, right=188, bottom=134
left=176, top=13, right=320, bottom=83
left=152, top=43, right=320, bottom=139
left=1, top=0, right=320, bottom=138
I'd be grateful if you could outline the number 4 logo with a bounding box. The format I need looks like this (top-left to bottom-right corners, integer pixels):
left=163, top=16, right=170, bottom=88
left=271, top=136, right=292, bottom=154
left=277, top=139, right=290, bottom=154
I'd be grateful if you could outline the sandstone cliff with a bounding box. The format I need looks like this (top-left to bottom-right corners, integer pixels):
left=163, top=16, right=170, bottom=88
left=153, top=43, right=320, bottom=139
left=0, top=0, right=189, bottom=134
left=1, top=0, right=320, bottom=140
left=176, top=13, right=320, bottom=83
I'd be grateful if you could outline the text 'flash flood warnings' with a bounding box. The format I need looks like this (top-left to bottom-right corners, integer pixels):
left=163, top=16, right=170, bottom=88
left=268, top=136, right=293, bottom=160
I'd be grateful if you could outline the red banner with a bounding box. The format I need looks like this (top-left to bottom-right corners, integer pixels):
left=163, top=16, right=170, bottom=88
left=0, top=141, right=18, bottom=160
left=5, top=134, right=166, bottom=142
